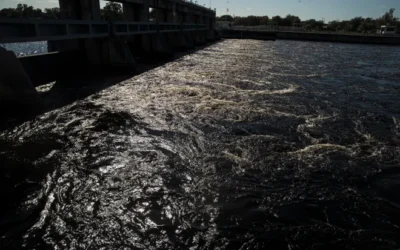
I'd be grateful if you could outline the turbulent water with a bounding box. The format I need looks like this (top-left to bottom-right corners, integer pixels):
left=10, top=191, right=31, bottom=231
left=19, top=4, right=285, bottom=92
left=1, top=41, right=47, bottom=57
left=1, top=40, right=400, bottom=249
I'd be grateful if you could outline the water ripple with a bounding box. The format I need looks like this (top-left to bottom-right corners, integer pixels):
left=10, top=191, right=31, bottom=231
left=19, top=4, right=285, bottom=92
left=1, top=40, right=400, bottom=249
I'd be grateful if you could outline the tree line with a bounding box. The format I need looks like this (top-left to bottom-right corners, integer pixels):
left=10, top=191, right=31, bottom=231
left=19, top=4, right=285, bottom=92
left=0, top=3, right=124, bottom=21
left=217, top=8, right=399, bottom=33
left=0, top=3, right=60, bottom=19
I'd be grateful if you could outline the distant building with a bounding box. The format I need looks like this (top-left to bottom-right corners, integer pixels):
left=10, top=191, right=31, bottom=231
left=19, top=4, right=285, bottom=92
left=378, top=25, right=399, bottom=35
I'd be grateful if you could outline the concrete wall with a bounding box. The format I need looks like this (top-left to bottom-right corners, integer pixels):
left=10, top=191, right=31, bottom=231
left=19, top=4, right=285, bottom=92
left=0, top=47, right=41, bottom=118
left=19, top=51, right=85, bottom=87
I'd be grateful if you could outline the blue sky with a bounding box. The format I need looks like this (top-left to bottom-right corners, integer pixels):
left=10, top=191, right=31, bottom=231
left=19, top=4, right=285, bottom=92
left=0, top=0, right=399, bottom=21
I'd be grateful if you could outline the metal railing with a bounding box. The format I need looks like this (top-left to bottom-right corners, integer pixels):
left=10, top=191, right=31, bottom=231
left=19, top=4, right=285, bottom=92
left=0, top=18, right=207, bottom=43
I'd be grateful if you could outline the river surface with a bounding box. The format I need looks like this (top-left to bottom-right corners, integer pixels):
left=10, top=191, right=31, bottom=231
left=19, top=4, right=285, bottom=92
left=1, top=41, right=47, bottom=57
left=1, top=40, right=400, bottom=249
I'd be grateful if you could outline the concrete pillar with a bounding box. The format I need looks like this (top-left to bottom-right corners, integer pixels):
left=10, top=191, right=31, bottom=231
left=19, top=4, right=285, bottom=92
left=156, top=8, right=168, bottom=23
left=163, top=4, right=193, bottom=51
left=144, top=7, right=173, bottom=56
left=177, top=11, right=195, bottom=49
left=182, top=11, right=196, bottom=46
left=135, top=2, right=149, bottom=21
left=167, top=4, right=176, bottom=23
left=52, top=0, right=135, bottom=70
left=49, top=0, right=94, bottom=52
left=185, top=11, right=194, bottom=23
left=123, top=3, right=145, bottom=58
left=192, top=12, right=207, bottom=45
left=124, top=2, right=152, bottom=56
left=205, top=15, right=215, bottom=41
left=59, top=0, right=101, bottom=19
left=125, top=2, right=173, bottom=58
left=123, top=3, right=135, bottom=21
left=123, top=1, right=150, bottom=22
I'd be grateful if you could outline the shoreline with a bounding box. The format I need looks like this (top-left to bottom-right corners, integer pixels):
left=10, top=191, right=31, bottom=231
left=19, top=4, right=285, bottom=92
left=220, top=29, right=400, bottom=45
left=276, top=31, right=400, bottom=45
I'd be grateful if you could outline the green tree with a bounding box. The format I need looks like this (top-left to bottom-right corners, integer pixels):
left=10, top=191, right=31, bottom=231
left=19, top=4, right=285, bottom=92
left=340, top=21, right=353, bottom=32
left=218, top=15, right=234, bottom=22
left=100, top=2, right=123, bottom=21
left=259, top=16, right=269, bottom=26
left=270, top=15, right=282, bottom=26
left=383, top=8, right=396, bottom=23
left=32, top=8, right=43, bottom=18
left=16, top=4, right=42, bottom=18
left=282, top=14, right=301, bottom=26
left=0, top=8, right=18, bottom=17
left=43, top=8, right=60, bottom=19
left=0, top=4, right=42, bottom=18
left=16, top=4, right=32, bottom=17
left=232, top=16, right=269, bottom=26
left=328, top=20, right=341, bottom=31
left=247, top=15, right=261, bottom=26
left=356, top=18, right=377, bottom=33
left=347, top=17, right=364, bottom=32
left=302, top=19, right=325, bottom=31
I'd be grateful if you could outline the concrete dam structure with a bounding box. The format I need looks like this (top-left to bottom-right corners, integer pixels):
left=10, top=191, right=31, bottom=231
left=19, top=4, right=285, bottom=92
left=0, top=0, right=217, bottom=84
left=0, top=0, right=218, bottom=114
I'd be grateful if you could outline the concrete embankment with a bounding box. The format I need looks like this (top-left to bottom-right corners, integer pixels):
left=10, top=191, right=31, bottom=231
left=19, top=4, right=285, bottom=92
left=277, top=32, right=400, bottom=45
left=220, top=30, right=276, bottom=40
left=18, top=51, right=85, bottom=86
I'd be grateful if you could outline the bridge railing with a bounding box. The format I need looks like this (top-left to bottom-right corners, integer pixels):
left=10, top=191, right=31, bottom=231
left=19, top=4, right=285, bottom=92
left=0, top=18, right=207, bottom=43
